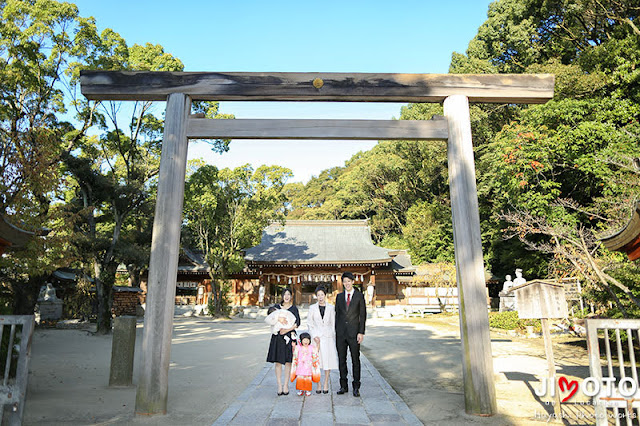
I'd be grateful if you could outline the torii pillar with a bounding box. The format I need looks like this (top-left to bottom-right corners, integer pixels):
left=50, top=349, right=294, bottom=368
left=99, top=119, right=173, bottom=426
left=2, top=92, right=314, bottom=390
left=134, top=93, right=191, bottom=414
left=445, top=95, right=496, bottom=414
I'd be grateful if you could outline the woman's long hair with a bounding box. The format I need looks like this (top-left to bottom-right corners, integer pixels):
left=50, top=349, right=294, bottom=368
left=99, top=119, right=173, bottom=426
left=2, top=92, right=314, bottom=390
left=280, top=287, right=294, bottom=305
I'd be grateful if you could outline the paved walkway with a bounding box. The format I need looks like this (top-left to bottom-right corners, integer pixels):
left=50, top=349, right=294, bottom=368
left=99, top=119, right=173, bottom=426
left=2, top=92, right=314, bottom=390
left=213, top=354, right=423, bottom=425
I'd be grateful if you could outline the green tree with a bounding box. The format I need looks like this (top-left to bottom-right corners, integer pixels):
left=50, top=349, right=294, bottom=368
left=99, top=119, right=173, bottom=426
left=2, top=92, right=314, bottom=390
left=63, top=37, right=191, bottom=333
left=286, top=105, right=453, bottom=264
left=456, top=0, right=640, bottom=312
left=183, top=164, right=292, bottom=316
left=0, top=0, right=107, bottom=313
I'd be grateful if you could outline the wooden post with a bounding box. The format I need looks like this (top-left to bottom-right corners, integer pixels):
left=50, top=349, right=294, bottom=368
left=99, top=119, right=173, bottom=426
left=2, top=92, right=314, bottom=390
left=135, top=93, right=191, bottom=416
left=541, top=318, right=563, bottom=420
left=444, top=95, right=497, bottom=416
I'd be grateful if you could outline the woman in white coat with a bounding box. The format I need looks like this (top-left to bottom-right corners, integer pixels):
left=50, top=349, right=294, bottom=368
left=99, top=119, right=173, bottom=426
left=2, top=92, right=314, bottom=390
left=307, top=285, right=339, bottom=393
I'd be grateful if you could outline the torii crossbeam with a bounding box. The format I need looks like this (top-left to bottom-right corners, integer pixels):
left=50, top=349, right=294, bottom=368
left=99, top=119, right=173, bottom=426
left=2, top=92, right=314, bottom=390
left=80, top=71, right=554, bottom=417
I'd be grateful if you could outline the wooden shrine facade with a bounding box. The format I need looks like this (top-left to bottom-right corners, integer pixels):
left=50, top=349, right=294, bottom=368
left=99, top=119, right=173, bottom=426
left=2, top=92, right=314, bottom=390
left=232, top=220, right=415, bottom=306
left=136, top=248, right=213, bottom=306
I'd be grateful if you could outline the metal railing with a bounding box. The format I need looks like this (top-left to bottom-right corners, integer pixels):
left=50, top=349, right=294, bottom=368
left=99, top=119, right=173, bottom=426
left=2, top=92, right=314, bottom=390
left=586, top=319, right=640, bottom=426
left=0, top=316, right=35, bottom=426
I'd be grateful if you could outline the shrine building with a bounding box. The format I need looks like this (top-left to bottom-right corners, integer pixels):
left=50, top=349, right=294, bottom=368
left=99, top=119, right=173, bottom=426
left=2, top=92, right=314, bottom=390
left=234, top=220, right=415, bottom=306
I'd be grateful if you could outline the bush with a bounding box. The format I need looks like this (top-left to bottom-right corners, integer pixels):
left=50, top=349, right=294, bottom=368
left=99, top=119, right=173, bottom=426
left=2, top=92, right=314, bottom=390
left=488, top=311, right=541, bottom=333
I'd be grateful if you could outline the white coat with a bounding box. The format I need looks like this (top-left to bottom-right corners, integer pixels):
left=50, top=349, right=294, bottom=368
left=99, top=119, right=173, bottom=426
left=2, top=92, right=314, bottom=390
left=307, top=303, right=339, bottom=371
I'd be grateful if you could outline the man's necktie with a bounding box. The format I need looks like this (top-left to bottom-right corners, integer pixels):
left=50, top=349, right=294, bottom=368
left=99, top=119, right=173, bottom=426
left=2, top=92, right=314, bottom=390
left=347, top=293, right=351, bottom=308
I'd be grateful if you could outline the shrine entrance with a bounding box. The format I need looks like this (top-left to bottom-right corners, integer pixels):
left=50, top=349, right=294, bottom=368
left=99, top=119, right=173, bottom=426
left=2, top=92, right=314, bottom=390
left=80, top=71, right=554, bottom=417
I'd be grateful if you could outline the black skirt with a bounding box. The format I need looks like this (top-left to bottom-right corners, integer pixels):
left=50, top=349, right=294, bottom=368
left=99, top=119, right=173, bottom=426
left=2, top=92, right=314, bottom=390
left=266, top=331, right=295, bottom=364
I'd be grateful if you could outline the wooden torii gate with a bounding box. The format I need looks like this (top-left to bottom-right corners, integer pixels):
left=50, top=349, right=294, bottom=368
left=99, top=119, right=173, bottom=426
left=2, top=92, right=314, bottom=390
left=80, top=71, right=554, bottom=417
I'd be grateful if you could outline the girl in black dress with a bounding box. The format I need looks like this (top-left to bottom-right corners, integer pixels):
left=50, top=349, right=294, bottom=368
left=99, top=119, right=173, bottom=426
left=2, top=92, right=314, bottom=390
left=266, top=288, right=300, bottom=395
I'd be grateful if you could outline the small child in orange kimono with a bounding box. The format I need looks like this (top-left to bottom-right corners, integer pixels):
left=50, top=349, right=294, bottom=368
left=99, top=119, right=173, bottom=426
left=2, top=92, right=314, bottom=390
left=290, top=332, right=320, bottom=396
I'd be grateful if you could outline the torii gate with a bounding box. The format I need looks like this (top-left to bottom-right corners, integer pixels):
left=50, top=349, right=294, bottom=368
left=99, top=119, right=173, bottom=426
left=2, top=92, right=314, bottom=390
left=80, top=71, right=554, bottom=417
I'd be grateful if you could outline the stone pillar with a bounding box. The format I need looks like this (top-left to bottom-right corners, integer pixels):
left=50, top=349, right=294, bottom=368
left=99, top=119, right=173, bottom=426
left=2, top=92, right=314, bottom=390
left=135, top=93, right=191, bottom=416
left=444, top=95, right=497, bottom=416
left=109, top=316, right=137, bottom=387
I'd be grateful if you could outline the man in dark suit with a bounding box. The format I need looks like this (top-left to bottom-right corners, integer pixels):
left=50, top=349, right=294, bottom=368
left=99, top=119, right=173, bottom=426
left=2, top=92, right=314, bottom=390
left=335, top=271, right=366, bottom=397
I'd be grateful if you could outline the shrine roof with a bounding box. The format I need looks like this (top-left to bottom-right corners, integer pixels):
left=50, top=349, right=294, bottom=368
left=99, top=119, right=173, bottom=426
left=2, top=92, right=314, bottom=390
left=179, top=247, right=209, bottom=272
left=384, top=250, right=415, bottom=273
left=0, top=215, right=35, bottom=249
left=244, top=220, right=393, bottom=265
left=599, top=201, right=640, bottom=261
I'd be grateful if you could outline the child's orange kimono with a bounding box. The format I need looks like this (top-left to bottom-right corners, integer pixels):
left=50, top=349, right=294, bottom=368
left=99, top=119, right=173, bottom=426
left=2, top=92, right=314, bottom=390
left=290, top=344, right=320, bottom=391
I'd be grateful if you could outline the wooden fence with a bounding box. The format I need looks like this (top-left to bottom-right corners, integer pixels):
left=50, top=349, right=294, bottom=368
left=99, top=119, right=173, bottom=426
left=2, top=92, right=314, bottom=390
left=586, top=318, right=640, bottom=426
left=0, top=315, right=35, bottom=426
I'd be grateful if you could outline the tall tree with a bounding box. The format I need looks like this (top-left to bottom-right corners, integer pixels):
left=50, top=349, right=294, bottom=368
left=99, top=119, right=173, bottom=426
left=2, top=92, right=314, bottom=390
left=0, top=0, right=105, bottom=313
left=461, top=0, right=640, bottom=312
left=64, top=37, right=188, bottom=333
left=183, top=164, right=292, bottom=316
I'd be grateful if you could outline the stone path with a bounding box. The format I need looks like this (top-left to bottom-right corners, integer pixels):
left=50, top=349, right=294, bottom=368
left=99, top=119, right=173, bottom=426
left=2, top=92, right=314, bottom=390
left=213, top=354, right=422, bottom=425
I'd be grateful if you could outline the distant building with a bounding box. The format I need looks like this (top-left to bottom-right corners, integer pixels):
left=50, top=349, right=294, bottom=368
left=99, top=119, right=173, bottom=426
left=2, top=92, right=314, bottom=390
left=137, top=248, right=213, bottom=306
left=136, top=220, right=418, bottom=307
left=237, top=220, right=415, bottom=306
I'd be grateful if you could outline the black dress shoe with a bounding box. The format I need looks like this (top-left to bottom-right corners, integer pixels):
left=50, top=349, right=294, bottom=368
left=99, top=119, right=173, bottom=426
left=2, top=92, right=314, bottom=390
left=337, top=388, right=348, bottom=394
left=353, top=388, right=360, bottom=397
left=316, top=390, right=322, bottom=394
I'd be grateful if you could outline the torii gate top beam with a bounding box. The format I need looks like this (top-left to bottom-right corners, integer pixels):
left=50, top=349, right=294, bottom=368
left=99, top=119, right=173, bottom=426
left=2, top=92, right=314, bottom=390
left=80, top=71, right=554, bottom=104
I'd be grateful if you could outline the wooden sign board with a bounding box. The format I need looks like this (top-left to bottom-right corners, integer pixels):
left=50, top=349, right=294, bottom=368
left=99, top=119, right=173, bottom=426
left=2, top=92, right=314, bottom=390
left=512, top=280, right=568, bottom=319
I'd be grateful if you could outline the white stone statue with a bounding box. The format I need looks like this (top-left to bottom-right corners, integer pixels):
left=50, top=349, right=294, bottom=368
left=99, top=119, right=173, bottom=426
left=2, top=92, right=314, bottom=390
left=513, top=268, right=526, bottom=287
left=38, top=283, right=59, bottom=302
left=501, top=275, right=514, bottom=293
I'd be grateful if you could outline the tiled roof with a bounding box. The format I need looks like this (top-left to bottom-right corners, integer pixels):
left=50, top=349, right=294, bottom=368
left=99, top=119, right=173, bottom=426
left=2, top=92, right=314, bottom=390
left=179, top=247, right=209, bottom=272
left=244, top=220, right=393, bottom=265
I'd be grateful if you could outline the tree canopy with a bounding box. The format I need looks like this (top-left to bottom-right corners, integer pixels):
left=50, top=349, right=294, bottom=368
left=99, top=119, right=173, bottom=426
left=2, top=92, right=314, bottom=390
left=183, top=164, right=292, bottom=315
left=2, top=0, right=639, bottom=322
left=285, top=0, right=640, bottom=316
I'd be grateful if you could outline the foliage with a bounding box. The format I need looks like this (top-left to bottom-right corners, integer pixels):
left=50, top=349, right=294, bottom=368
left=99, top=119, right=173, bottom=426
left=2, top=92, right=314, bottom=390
left=463, top=0, right=640, bottom=74
left=286, top=136, right=450, bottom=261
left=62, top=276, right=95, bottom=320
left=184, top=164, right=292, bottom=316
left=284, top=0, right=640, bottom=321
left=0, top=0, right=101, bottom=313
left=63, top=34, right=188, bottom=332
left=1, top=0, right=87, bottom=219
left=0, top=0, right=232, bottom=330
left=488, top=311, right=541, bottom=333
left=460, top=0, right=640, bottom=316
left=207, top=281, right=232, bottom=317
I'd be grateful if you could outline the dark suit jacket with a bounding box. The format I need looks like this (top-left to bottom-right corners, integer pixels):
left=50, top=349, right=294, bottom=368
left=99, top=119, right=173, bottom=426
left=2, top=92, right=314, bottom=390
left=335, top=289, right=366, bottom=338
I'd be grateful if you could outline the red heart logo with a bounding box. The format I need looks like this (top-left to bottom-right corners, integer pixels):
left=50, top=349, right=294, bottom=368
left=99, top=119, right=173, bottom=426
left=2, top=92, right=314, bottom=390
left=558, top=376, right=578, bottom=402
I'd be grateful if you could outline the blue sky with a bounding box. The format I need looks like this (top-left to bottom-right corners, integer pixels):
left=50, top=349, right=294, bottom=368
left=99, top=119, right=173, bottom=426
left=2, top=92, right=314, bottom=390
left=74, top=0, right=494, bottom=183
